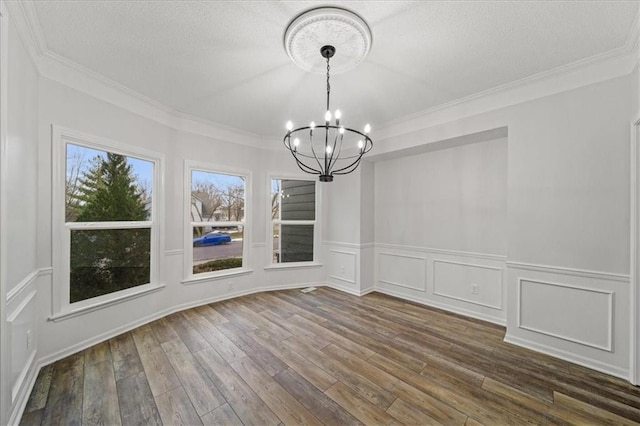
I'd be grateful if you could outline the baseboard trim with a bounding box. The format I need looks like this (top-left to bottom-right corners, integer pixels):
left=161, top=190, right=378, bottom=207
left=504, top=333, right=629, bottom=381
left=374, top=287, right=506, bottom=326
left=321, top=283, right=375, bottom=297
left=8, top=353, right=39, bottom=426
left=37, top=282, right=323, bottom=368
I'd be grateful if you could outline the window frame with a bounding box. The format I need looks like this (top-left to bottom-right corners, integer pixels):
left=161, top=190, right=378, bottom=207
left=267, top=174, right=322, bottom=269
left=51, top=125, right=165, bottom=321
left=183, top=161, right=251, bottom=283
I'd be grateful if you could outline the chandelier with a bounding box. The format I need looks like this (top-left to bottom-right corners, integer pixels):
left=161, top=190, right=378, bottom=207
left=283, top=7, right=373, bottom=182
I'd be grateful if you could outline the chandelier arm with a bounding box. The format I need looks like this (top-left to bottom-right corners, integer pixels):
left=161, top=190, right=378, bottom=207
left=308, top=131, right=325, bottom=172
left=335, top=132, right=345, bottom=166
left=331, top=154, right=365, bottom=175
left=362, top=138, right=373, bottom=153
left=324, top=126, right=329, bottom=176
left=327, top=129, right=340, bottom=170
left=285, top=134, right=321, bottom=174
left=296, top=162, right=321, bottom=175
left=327, top=131, right=343, bottom=173
left=291, top=151, right=321, bottom=175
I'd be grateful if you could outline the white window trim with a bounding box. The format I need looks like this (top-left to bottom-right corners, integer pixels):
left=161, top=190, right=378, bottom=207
left=51, top=125, right=165, bottom=320
left=266, top=174, right=322, bottom=269
left=183, top=160, right=252, bottom=283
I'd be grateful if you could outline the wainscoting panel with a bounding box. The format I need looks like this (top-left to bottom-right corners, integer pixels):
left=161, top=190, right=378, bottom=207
left=518, top=279, right=612, bottom=351
left=433, top=260, right=503, bottom=310
left=374, top=245, right=506, bottom=325
left=323, top=242, right=376, bottom=295
left=8, top=289, right=37, bottom=403
left=378, top=252, right=427, bottom=292
left=328, top=249, right=357, bottom=285
left=506, top=263, right=630, bottom=380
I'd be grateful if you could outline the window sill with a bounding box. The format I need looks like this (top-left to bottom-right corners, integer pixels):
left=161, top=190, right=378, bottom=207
left=264, top=262, right=323, bottom=271
left=182, top=268, right=254, bottom=285
left=49, top=283, right=166, bottom=322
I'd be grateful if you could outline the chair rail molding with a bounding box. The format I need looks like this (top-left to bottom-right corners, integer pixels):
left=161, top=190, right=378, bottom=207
left=506, top=261, right=630, bottom=282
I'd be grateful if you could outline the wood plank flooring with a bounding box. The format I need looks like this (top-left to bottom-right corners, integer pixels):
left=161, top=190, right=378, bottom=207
left=20, top=287, right=640, bottom=425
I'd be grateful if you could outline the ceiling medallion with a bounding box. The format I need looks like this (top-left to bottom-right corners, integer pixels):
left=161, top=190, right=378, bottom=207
left=284, top=6, right=372, bottom=74
left=283, top=7, right=373, bottom=182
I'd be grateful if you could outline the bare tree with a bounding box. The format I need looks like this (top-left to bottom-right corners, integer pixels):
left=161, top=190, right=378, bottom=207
left=220, top=184, right=244, bottom=221
left=65, top=150, right=87, bottom=221
left=271, top=179, right=281, bottom=220
left=192, top=180, right=223, bottom=221
left=136, top=178, right=152, bottom=200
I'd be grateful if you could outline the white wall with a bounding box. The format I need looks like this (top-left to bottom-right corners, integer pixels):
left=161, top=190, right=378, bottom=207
left=323, top=161, right=377, bottom=295
left=633, top=64, right=639, bottom=120
left=323, top=170, right=362, bottom=245
left=506, top=78, right=630, bottom=274
left=503, top=79, right=631, bottom=379
left=34, top=75, right=327, bottom=370
left=6, top=13, right=37, bottom=291
left=375, top=137, right=507, bottom=254
left=373, top=136, right=508, bottom=324
left=374, top=74, right=633, bottom=379
left=3, top=10, right=40, bottom=425
left=630, top=46, right=640, bottom=386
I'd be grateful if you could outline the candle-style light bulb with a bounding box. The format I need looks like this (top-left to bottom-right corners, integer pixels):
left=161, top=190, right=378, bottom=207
left=325, top=110, right=332, bottom=123
left=335, top=109, right=342, bottom=120
left=339, top=126, right=345, bottom=134
left=293, top=138, right=300, bottom=147
left=357, top=139, right=364, bottom=150
left=286, top=121, right=293, bottom=132
left=364, top=123, right=371, bottom=134
left=326, top=145, right=332, bottom=154
left=310, top=121, right=316, bottom=129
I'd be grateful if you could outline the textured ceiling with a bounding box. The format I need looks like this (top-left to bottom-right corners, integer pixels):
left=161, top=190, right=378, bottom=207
left=30, top=1, right=640, bottom=139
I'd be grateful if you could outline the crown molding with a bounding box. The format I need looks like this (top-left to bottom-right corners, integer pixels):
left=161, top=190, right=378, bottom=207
left=377, top=45, right=638, bottom=142
left=7, top=1, right=640, bottom=150
left=7, top=1, right=268, bottom=150
left=38, top=49, right=266, bottom=148
left=4, top=1, right=41, bottom=71
left=377, top=9, right=640, bottom=142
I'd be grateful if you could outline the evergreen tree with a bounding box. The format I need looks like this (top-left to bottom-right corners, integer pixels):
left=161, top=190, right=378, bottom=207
left=70, top=153, right=150, bottom=302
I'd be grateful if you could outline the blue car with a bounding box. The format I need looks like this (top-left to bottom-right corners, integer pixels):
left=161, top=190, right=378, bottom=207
left=193, top=231, right=232, bottom=247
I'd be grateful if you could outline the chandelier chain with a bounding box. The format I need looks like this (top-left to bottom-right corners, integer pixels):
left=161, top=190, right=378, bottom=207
left=326, top=55, right=331, bottom=112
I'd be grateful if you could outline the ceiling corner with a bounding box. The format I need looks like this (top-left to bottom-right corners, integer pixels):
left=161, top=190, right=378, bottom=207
left=4, top=0, right=45, bottom=72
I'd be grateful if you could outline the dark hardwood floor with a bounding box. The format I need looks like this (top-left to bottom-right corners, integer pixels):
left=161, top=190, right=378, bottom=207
left=19, top=287, right=640, bottom=425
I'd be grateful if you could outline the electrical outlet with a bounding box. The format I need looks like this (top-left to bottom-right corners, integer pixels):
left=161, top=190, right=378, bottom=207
left=471, top=284, right=479, bottom=295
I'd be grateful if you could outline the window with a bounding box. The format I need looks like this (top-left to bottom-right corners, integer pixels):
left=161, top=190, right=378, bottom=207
left=186, top=164, right=249, bottom=279
left=53, top=126, right=163, bottom=318
left=270, top=178, right=318, bottom=264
